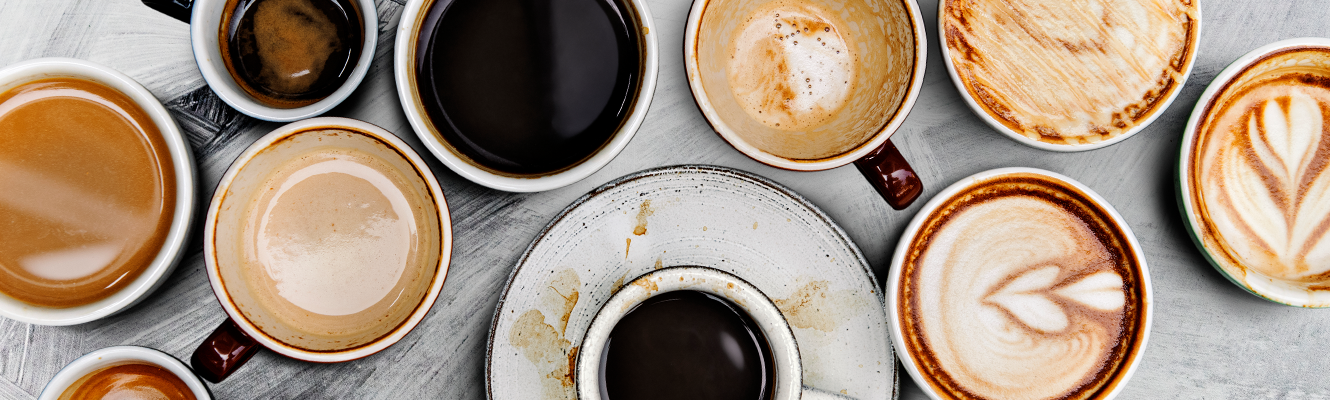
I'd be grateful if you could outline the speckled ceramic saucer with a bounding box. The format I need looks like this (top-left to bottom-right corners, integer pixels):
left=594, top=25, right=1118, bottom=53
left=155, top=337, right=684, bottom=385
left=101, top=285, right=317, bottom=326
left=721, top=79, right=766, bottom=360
left=486, top=165, right=898, bottom=400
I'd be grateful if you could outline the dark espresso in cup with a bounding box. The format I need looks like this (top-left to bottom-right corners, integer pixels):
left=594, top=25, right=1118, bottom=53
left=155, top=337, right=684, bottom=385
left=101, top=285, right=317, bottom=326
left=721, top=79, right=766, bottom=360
left=59, top=363, right=196, bottom=400
left=600, top=290, right=774, bottom=400
left=220, top=0, right=364, bottom=108
left=414, top=0, right=643, bottom=175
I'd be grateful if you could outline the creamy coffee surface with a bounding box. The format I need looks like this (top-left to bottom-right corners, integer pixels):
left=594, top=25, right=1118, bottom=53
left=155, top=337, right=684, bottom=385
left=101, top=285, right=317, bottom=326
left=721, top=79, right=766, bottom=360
left=0, top=78, right=176, bottom=308
left=900, top=174, right=1144, bottom=400
left=1192, top=47, right=1330, bottom=284
left=943, top=0, right=1197, bottom=145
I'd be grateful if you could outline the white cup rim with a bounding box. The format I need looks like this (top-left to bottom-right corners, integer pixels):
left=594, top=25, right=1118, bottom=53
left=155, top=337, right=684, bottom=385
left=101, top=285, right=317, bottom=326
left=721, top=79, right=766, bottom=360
left=683, top=0, right=928, bottom=172
left=0, top=57, right=197, bottom=326
left=392, top=0, right=660, bottom=192
left=202, top=117, right=452, bottom=362
left=575, top=265, right=802, bottom=400
left=38, top=345, right=212, bottom=400
left=190, top=0, right=378, bottom=122
left=936, top=3, right=1202, bottom=152
left=886, top=167, right=1153, bottom=400
left=1176, top=37, right=1330, bottom=308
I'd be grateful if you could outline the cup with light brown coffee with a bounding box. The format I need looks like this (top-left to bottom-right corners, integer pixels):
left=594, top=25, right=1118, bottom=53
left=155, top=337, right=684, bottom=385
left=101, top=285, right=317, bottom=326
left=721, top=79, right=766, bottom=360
left=684, top=0, right=928, bottom=210
left=40, top=346, right=210, bottom=400
left=888, top=168, right=1152, bottom=400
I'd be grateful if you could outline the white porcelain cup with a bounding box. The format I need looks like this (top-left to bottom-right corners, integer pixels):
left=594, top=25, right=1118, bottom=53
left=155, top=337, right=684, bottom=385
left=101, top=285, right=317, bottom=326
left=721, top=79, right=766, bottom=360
left=39, top=346, right=212, bottom=400
left=393, top=0, right=659, bottom=193
left=577, top=266, right=852, bottom=400
left=0, top=58, right=197, bottom=326
left=189, top=0, right=378, bottom=121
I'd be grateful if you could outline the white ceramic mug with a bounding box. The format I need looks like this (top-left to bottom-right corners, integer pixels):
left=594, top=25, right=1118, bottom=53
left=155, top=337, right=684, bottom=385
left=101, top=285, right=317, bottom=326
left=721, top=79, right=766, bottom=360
left=39, top=346, right=212, bottom=400
left=189, top=0, right=378, bottom=121
left=0, top=58, right=197, bottom=326
left=577, top=266, right=852, bottom=400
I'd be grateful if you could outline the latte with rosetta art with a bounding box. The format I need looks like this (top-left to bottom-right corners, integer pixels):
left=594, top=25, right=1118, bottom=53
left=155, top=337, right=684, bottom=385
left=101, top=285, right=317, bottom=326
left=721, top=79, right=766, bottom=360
left=1191, top=47, right=1330, bottom=286
left=943, top=0, right=1198, bottom=145
left=900, top=173, right=1146, bottom=400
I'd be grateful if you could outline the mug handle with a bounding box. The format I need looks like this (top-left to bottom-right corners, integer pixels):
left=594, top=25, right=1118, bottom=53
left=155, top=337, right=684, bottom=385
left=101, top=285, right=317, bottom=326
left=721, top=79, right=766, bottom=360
left=853, top=139, right=923, bottom=210
left=803, top=386, right=856, bottom=400
left=191, top=319, right=262, bottom=383
left=141, top=0, right=193, bottom=23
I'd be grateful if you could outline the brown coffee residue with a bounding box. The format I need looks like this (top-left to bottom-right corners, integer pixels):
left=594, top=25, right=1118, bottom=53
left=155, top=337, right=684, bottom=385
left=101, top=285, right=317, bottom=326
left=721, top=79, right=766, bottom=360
left=633, top=199, right=653, bottom=236
left=774, top=280, right=866, bottom=332
left=510, top=269, right=582, bottom=398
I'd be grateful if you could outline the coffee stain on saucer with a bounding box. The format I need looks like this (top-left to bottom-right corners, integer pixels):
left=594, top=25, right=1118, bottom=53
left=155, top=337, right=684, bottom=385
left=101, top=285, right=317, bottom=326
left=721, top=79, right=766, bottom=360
left=633, top=199, right=653, bottom=235
left=774, top=279, right=866, bottom=332
left=510, top=269, right=582, bottom=398
left=625, top=238, right=631, bottom=259
left=611, top=273, right=628, bottom=295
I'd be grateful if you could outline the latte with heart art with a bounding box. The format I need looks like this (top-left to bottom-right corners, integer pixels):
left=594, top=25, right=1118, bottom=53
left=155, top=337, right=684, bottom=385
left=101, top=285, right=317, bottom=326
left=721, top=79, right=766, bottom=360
left=1190, top=46, right=1330, bottom=287
left=898, top=172, right=1147, bottom=400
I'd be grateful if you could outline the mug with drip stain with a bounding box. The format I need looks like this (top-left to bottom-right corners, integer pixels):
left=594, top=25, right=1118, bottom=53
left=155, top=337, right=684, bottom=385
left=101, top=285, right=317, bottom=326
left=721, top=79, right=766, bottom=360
left=684, top=0, right=928, bottom=210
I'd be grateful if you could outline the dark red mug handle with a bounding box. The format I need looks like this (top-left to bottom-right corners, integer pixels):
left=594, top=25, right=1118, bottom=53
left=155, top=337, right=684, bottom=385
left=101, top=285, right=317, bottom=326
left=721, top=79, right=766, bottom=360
left=853, top=139, right=923, bottom=210
left=191, top=319, right=261, bottom=383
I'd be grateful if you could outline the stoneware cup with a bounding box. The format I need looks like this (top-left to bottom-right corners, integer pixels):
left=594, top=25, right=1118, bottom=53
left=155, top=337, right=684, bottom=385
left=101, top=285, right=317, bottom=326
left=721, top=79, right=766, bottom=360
left=684, top=0, right=929, bottom=210
left=393, top=0, right=659, bottom=193
left=1177, top=37, right=1330, bottom=307
left=887, top=167, right=1153, bottom=400
left=193, top=117, right=451, bottom=382
left=184, top=0, right=378, bottom=121
left=0, top=58, right=197, bottom=326
left=577, top=266, right=851, bottom=400
left=39, top=346, right=212, bottom=400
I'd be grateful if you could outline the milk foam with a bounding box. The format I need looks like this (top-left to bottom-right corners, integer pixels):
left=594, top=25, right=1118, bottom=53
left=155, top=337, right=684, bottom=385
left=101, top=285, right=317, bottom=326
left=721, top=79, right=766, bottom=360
left=910, top=192, right=1131, bottom=399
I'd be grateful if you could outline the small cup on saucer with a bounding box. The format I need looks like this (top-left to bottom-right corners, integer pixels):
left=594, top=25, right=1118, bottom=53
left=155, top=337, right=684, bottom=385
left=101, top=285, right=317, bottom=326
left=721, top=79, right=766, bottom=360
left=40, top=346, right=211, bottom=400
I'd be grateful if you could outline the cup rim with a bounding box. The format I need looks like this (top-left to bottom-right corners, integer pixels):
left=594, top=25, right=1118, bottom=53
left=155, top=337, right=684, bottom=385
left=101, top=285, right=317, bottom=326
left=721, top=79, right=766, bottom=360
left=574, top=265, right=802, bottom=400
left=391, top=0, right=660, bottom=193
left=0, top=57, right=198, bottom=326
left=202, top=117, right=452, bottom=363
left=38, top=345, right=212, bottom=400
left=189, top=0, right=378, bottom=122
left=886, top=167, right=1153, bottom=400
left=1176, top=37, right=1330, bottom=308
left=936, top=2, right=1202, bottom=152
left=683, top=0, right=928, bottom=172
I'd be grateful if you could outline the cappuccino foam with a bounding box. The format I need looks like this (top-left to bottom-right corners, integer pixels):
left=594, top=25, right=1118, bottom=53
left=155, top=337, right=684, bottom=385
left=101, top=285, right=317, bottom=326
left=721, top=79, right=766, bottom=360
left=900, top=174, right=1144, bottom=400
left=1191, top=47, right=1330, bottom=284
left=943, top=0, right=1197, bottom=145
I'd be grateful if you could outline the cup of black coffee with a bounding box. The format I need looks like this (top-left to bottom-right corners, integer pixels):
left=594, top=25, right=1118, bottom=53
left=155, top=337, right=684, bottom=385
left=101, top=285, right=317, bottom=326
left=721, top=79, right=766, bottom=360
left=577, top=266, right=851, bottom=400
left=393, top=0, right=659, bottom=192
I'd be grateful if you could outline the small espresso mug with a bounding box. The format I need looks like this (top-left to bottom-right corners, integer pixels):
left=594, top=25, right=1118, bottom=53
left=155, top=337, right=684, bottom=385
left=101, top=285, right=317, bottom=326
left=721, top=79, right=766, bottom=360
left=685, top=0, right=929, bottom=209
left=143, top=0, right=379, bottom=121
left=39, top=346, right=212, bottom=400
left=193, top=117, right=451, bottom=382
left=577, top=266, right=851, bottom=400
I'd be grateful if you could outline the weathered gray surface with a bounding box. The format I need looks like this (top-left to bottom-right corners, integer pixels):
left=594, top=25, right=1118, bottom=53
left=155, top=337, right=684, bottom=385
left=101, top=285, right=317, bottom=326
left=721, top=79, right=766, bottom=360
left=0, top=0, right=1327, bottom=398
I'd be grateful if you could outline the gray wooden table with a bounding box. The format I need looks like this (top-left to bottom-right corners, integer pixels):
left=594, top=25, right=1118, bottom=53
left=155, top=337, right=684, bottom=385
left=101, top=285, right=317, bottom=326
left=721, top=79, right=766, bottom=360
left=1, top=0, right=1327, bottom=398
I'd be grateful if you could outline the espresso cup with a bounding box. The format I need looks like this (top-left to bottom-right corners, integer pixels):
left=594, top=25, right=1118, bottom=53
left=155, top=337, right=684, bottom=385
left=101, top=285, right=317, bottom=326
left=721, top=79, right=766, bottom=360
left=1177, top=37, right=1330, bottom=307
left=39, top=346, right=211, bottom=400
left=684, top=0, right=928, bottom=209
left=393, top=0, right=659, bottom=192
left=0, top=58, right=197, bottom=326
left=171, top=0, right=378, bottom=121
left=577, top=266, right=851, bottom=400
left=193, top=117, right=451, bottom=382
left=888, top=168, right=1152, bottom=400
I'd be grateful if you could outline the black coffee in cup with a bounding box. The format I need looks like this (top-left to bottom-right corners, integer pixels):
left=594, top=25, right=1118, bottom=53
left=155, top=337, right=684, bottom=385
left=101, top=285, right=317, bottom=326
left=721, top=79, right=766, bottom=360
left=600, top=290, right=774, bottom=400
left=413, top=0, right=643, bottom=175
left=220, top=0, right=364, bottom=108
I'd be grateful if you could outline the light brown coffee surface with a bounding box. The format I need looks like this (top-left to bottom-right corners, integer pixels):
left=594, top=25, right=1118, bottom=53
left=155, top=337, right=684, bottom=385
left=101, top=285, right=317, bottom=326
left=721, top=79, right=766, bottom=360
left=944, top=0, right=1197, bottom=145
left=900, top=173, right=1145, bottom=400
left=59, top=362, right=196, bottom=400
left=1191, top=47, right=1330, bottom=285
left=0, top=78, right=176, bottom=308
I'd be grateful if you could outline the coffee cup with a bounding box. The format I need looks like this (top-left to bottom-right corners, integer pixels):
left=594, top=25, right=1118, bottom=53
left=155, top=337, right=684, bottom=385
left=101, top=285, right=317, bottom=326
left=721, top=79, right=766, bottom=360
left=684, top=0, right=928, bottom=210
left=39, top=346, right=211, bottom=400
left=144, top=0, right=377, bottom=121
left=939, top=0, right=1201, bottom=151
left=192, top=117, right=451, bottom=382
left=0, top=58, right=197, bottom=326
left=577, top=266, right=852, bottom=400
left=1177, top=37, right=1330, bottom=307
left=888, top=168, right=1152, bottom=400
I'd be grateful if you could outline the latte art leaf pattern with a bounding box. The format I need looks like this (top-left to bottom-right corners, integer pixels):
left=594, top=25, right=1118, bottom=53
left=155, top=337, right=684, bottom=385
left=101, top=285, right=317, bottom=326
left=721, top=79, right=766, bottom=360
left=988, top=268, right=1126, bottom=334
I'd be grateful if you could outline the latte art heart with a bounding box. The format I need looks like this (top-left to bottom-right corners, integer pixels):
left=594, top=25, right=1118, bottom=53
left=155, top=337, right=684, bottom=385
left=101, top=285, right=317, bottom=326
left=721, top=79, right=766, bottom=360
left=988, top=267, right=1126, bottom=334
